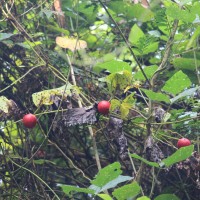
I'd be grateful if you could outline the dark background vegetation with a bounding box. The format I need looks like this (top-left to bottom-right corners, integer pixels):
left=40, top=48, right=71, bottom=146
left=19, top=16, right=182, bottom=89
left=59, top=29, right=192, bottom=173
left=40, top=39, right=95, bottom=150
left=0, top=0, right=200, bottom=199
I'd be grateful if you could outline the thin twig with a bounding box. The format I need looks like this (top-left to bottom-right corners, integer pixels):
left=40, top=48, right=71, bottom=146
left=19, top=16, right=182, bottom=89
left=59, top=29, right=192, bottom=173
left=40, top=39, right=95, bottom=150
left=151, top=19, right=179, bottom=87
left=66, top=54, right=102, bottom=171
left=98, top=0, right=151, bottom=86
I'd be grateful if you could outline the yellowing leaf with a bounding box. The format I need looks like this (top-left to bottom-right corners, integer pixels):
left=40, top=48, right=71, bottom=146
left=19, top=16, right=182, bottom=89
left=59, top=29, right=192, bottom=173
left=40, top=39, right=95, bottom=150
left=56, top=36, right=87, bottom=51
left=0, top=96, right=11, bottom=113
left=32, top=84, right=79, bottom=107
left=106, top=70, right=132, bottom=92
left=120, top=102, right=132, bottom=119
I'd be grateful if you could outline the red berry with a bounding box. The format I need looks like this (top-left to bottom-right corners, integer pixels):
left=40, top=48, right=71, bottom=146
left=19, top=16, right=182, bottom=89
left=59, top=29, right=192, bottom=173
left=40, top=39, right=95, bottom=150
left=177, top=138, right=191, bottom=148
left=97, top=101, right=110, bottom=115
left=22, top=113, right=37, bottom=128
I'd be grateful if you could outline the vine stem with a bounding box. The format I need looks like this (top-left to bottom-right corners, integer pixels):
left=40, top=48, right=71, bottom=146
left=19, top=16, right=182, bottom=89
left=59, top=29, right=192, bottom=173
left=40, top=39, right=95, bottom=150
left=9, top=158, right=60, bottom=200
left=66, top=54, right=102, bottom=171
left=150, top=19, right=179, bottom=87
left=98, top=0, right=151, bottom=87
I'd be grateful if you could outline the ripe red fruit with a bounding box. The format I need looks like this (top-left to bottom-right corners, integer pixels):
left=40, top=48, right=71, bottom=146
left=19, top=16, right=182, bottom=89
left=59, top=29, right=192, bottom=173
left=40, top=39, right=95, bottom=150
left=22, top=113, right=37, bottom=128
left=97, top=101, right=110, bottom=115
left=177, top=138, right=191, bottom=148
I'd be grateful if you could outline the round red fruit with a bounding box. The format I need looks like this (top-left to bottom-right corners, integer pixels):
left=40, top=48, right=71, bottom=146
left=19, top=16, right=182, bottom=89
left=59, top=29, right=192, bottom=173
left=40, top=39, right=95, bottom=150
left=22, top=113, right=37, bottom=128
left=97, top=101, right=110, bottom=115
left=177, top=138, right=191, bottom=148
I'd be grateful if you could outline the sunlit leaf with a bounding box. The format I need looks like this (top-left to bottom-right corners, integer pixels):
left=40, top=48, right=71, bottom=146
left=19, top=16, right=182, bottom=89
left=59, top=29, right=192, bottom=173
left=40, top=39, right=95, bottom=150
left=32, top=84, right=79, bottom=107
left=112, top=182, right=141, bottom=200
left=56, top=36, right=87, bottom=51
left=162, top=71, right=192, bottom=95
left=134, top=65, right=158, bottom=81
left=129, top=24, right=145, bottom=45
left=91, top=162, right=122, bottom=187
left=141, top=89, right=170, bottom=103
left=126, top=4, right=154, bottom=22
left=137, top=196, right=150, bottom=200
left=106, top=70, right=132, bottom=92
left=166, top=4, right=195, bottom=22
left=110, top=99, right=121, bottom=111
left=97, top=194, right=113, bottom=200
left=0, top=96, right=11, bottom=113
left=94, top=60, right=132, bottom=73
left=160, top=145, right=194, bottom=167
left=173, top=58, right=199, bottom=70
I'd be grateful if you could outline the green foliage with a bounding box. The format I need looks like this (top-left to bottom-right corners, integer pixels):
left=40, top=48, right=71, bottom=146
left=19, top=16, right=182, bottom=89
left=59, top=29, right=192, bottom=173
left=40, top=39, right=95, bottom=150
left=0, top=0, right=200, bottom=199
left=106, top=70, right=132, bottom=92
left=130, top=154, right=160, bottom=168
left=32, top=84, right=79, bottom=107
left=134, top=65, right=158, bottom=81
left=141, top=89, right=170, bottom=103
left=60, top=185, right=95, bottom=195
left=94, top=60, right=132, bottom=73
left=91, top=162, right=122, bottom=187
left=161, top=145, right=194, bottom=167
left=131, top=145, right=194, bottom=168
left=154, top=194, right=180, bottom=200
left=162, top=71, right=192, bottom=95
left=112, top=182, right=141, bottom=200
left=137, top=196, right=150, bottom=200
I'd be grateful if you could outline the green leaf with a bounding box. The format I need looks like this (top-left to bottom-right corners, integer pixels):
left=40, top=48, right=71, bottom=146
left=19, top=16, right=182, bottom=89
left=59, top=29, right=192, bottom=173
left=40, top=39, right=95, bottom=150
left=130, top=154, right=159, bottom=168
left=134, top=65, right=158, bottom=81
left=126, top=4, right=154, bottom=22
left=40, top=8, right=54, bottom=19
left=46, top=25, right=69, bottom=35
left=94, top=60, right=132, bottom=73
left=137, top=196, right=150, bottom=200
left=120, top=102, right=132, bottom=119
left=111, top=94, right=135, bottom=119
left=179, top=0, right=193, bottom=6
left=32, top=84, right=79, bottom=107
left=129, top=24, right=145, bottom=45
left=170, top=87, right=198, bottom=103
left=141, top=89, right=170, bottom=103
left=90, top=175, right=133, bottom=194
left=110, top=99, right=121, bottom=111
left=112, top=182, right=141, bottom=200
left=143, top=42, right=159, bottom=54
left=0, top=33, right=14, bottom=41
left=173, top=57, right=200, bottom=70
left=186, top=26, right=200, bottom=49
left=97, top=194, right=113, bottom=200
left=166, top=4, right=196, bottom=23
left=106, top=70, right=132, bottom=92
left=33, top=159, right=55, bottom=165
left=60, top=185, right=95, bottom=195
left=91, top=162, right=122, bottom=187
left=154, top=194, right=180, bottom=200
left=160, top=145, right=194, bottom=167
left=162, top=71, right=192, bottom=95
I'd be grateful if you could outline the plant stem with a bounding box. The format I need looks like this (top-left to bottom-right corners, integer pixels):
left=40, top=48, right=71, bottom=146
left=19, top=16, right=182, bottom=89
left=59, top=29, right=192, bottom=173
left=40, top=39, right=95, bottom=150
left=66, top=54, right=102, bottom=171
left=98, top=0, right=151, bottom=86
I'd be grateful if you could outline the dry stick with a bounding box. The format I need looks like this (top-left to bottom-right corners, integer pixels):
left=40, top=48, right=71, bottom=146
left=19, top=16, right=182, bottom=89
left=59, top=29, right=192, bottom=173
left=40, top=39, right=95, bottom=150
left=66, top=54, right=102, bottom=171
left=98, top=0, right=151, bottom=87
